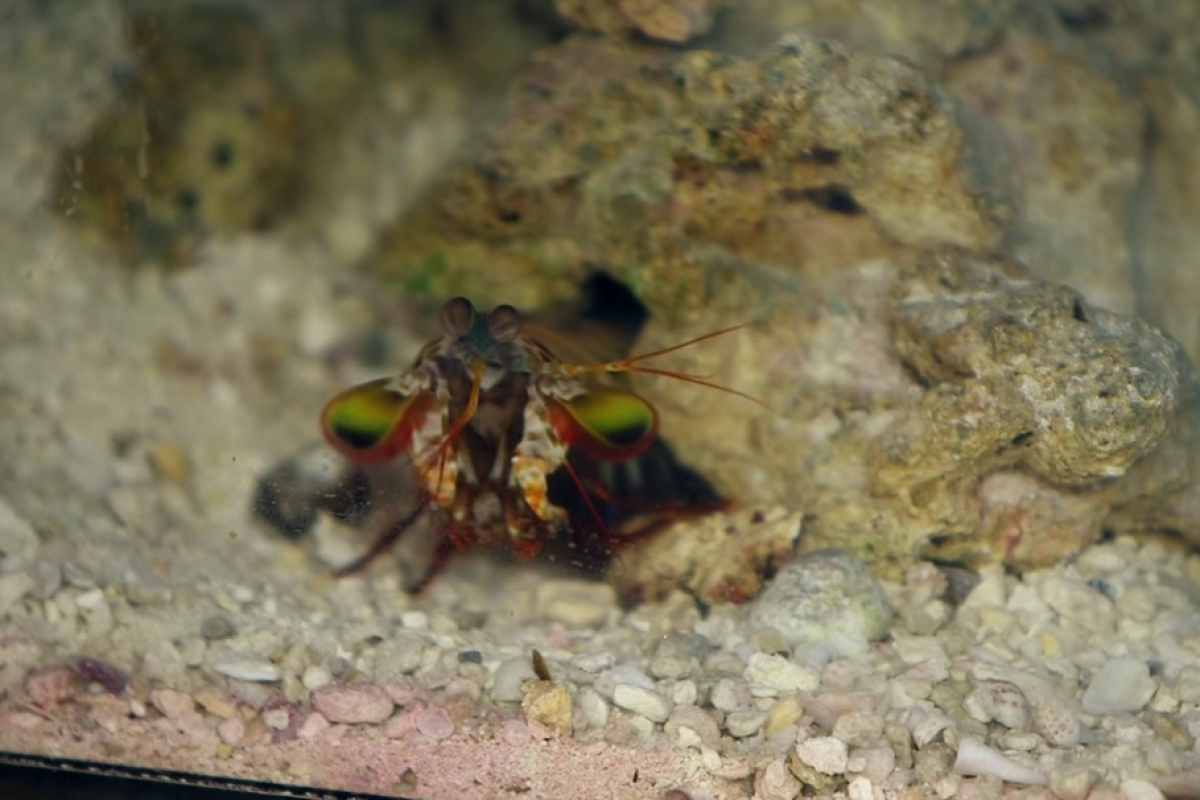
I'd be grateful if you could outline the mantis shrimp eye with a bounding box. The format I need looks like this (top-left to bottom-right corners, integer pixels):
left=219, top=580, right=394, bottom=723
left=440, top=297, right=475, bottom=336
left=487, top=304, right=521, bottom=343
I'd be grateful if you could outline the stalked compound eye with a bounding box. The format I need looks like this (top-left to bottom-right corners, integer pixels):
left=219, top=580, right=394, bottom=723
left=487, top=304, right=521, bottom=344
left=440, top=297, right=475, bottom=336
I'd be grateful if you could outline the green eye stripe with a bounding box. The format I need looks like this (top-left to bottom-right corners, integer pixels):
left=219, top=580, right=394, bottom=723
left=566, top=388, right=655, bottom=448
left=323, top=380, right=408, bottom=450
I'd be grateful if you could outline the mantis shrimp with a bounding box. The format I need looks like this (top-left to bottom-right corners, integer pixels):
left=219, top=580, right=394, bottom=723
left=266, top=292, right=758, bottom=594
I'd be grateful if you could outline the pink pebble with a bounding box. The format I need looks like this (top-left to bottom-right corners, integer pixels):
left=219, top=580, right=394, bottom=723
left=382, top=680, right=422, bottom=707
left=312, top=683, right=394, bottom=724
left=415, top=707, right=454, bottom=740
left=24, top=665, right=76, bottom=707
left=150, top=688, right=195, bottom=720
left=385, top=709, right=420, bottom=739
left=500, top=719, right=532, bottom=745
left=297, top=712, right=332, bottom=740
left=218, top=715, right=244, bottom=745
left=9, top=711, right=43, bottom=729
left=443, top=677, right=481, bottom=700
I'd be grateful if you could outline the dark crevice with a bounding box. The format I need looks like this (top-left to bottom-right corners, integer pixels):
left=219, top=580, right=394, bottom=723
left=176, top=188, right=199, bottom=212
left=780, top=184, right=863, bottom=215
left=807, top=147, right=841, bottom=166
left=210, top=140, right=234, bottom=169
left=1057, top=4, right=1111, bottom=32
left=578, top=271, right=649, bottom=340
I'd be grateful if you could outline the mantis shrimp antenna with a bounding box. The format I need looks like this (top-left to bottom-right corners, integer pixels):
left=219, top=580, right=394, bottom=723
left=551, top=324, right=771, bottom=410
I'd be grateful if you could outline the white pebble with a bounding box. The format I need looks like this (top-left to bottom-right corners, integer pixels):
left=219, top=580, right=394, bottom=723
left=963, top=564, right=1007, bottom=608
left=1121, top=779, right=1165, bottom=800
left=302, top=665, right=333, bottom=691
left=675, top=725, right=702, bottom=748
left=649, top=655, right=691, bottom=679
left=906, top=702, right=956, bottom=748
left=400, top=611, right=428, bottom=630
left=795, top=736, right=849, bottom=775
left=612, top=684, right=673, bottom=723
left=855, top=748, right=895, bottom=784
left=295, top=304, right=345, bottom=357
left=578, top=687, right=609, bottom=729
left=1050, top=765, right=1098, bottom=800
left=262, top=708, right=291, bottom=730
left=666, top=705, right=720, bottom=747
left=1039, top=576, right=1115, bottom=633
left=711, top=677, right=753, bottom=712
left=749, top=550, right=893, bottom=651
left=213, top=660, right=281, bottom=682
left=670, top=679, right=698, bottom=706
left=177, top=638, right=206, bottom=668
left=594, top=663, right=655, bottom=698
left=953, top=736, right=1046, bottom=786
left=726, top=709, right=768, bottom=738
left=848, top=777, right=874, bottom=800
left=373, top=633, right=426, bottom=681
left=1081, top=659, right=1156, bottom=714
left=756, top=756, right=801, bottom=800
left=1000, top=732, right=1040, bottom=751
left=77, top=590, right=113, bottom=638
left=1006, top=584, right=1051, bottom=616
left=491, top=656, right=536, bottom=703
left=0, top=572, right=35, bottom=617
left=1076, top=545, right=1127, bottom=574
left=73, top=588, right=105, bottom=610
left=744, top=653, right=818, bottom=694
left=832, top=711, right=884, bottom=746
left=571, top=652, right=613, bottom=672
left=534, top=579, right=616, bottom=627
left=892, top=635, right=949, bottom=667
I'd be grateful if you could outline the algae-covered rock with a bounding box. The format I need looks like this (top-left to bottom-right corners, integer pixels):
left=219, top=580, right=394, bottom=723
left=370, top=33, right=1005, bottom=312
left=877, top=249, right=1199, bottom=567
left=55, top=6, right=310, bottom=267
left=54, top=1, right=554, bottom=269
left=712, top=0, right=1200, bottom=374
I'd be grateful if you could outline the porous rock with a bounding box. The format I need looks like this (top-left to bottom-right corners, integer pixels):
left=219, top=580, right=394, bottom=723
left=749, top=549, right=893, bottom=653
left=522, top=681, right=573, bottom=736
left=368, top=29, right=1200, bottom=588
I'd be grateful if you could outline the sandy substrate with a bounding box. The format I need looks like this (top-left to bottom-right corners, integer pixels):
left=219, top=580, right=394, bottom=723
left=3, top=225, right=1200, bottom=800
